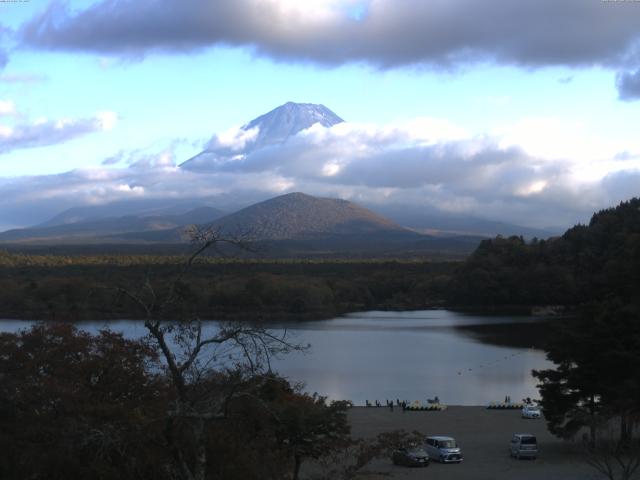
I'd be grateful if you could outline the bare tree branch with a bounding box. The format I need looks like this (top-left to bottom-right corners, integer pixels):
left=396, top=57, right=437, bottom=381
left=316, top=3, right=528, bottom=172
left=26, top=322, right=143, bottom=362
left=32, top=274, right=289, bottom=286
left=98, top=225, right=305, bottom=480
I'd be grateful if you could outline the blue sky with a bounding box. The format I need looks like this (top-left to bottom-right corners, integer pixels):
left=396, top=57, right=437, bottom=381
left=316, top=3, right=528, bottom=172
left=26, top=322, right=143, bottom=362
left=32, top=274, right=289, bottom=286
left=1, top=0, right=640, bottom=230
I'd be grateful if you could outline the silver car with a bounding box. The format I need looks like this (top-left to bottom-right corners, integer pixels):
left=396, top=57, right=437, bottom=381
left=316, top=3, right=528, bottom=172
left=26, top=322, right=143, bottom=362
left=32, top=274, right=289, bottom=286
left=391, top=446, right=430, bottom=467
left=510, top=433, right=537, bottom=459
left=521, top=405, right=541, bottom=419
left=424, top=436, right=463, bottom=463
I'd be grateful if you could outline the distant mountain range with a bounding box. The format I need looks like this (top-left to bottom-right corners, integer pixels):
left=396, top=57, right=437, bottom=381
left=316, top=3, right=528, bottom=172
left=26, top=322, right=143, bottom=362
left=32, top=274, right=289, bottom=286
left=0, top=192, right=483, bottom=256
left=0, top=102, right=562, bottom=253
left=369, top=203, right=561, bottom=239
left=36, top=199, right=220, bottom=228
left=0, top=206, right=226, bottom=244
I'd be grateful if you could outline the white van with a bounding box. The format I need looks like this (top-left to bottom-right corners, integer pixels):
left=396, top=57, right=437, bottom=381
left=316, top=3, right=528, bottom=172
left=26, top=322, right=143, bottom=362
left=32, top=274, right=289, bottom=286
left=424, top=436, right=463, bottom=463
left=510, top=434, right=537, bottom=459
left=521, top=405, right=541, bottom=419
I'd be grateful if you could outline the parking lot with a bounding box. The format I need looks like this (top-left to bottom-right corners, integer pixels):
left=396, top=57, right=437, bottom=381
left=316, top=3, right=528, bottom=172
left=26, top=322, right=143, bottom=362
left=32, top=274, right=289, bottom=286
left=348, top=406, right=600, bottom=480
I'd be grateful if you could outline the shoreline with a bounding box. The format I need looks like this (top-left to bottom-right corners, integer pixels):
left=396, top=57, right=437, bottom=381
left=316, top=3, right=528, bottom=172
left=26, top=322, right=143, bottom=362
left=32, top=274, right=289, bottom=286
left=0, top=304, right=570, bottom=323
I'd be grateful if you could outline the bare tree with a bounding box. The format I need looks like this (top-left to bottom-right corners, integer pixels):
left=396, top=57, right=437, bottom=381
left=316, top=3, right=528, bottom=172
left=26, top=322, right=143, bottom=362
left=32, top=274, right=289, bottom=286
left=114, top=226, right=304, bottom=480
left=584, top=415, right=640, bottom=480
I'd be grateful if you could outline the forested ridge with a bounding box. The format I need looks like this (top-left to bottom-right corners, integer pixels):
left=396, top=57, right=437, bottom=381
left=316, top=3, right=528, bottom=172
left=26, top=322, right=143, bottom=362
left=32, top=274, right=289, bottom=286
left=2, top=198, right=639, bottom=321
left=448, top=197, right=640, bottom=308
left=0, top=257, right=453, bottom=321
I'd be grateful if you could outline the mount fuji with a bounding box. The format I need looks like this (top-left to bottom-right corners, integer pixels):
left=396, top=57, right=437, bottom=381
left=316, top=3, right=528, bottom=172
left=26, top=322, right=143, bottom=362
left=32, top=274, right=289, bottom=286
left=180, top=102, right=343, bottom=171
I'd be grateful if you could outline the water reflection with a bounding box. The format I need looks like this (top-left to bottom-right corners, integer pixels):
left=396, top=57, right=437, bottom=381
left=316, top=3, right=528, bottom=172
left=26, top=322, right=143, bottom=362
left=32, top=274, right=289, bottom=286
left=0, top=310, right=552, bottom=406
left=269, top=311, right=551, bottom=405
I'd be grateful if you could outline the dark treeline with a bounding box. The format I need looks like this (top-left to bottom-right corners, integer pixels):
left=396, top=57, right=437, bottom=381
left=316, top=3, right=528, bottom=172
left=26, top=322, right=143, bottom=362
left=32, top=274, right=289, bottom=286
left=0, top=257, right=455, bottom=321
left=448, top=197, right=640, bottom=308
left=448, top=198, right=640, bottom=475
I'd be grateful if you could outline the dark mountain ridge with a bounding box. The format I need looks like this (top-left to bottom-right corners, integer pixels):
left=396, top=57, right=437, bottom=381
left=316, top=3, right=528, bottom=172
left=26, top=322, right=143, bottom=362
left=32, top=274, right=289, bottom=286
left=0, top=192, right=483, bottom=257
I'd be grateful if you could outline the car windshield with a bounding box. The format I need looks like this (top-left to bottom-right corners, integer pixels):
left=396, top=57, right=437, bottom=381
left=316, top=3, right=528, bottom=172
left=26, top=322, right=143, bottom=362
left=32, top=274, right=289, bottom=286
left=521, top=436, right=537, bottom=445
left=526, top=406, right=540, bottom=411
left=438, top=440, right=457, bottom=448
left=408, top=448, right=427, bottom=456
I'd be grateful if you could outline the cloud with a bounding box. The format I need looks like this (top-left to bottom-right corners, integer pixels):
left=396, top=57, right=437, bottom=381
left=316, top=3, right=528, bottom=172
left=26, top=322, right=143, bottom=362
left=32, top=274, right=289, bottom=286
left=206, top=125, right=260, bottom=154
left=2, top=116, right=639, bottom=231
left=18, top=0, right=640, bottom=98
left=613, top=151, right=638, bottom=161
left=0, top=111, right=118, bottom=155
left=0, top=151, right=295, bottom=229
left=101, top=150, right=125, bottom=166
left=616, top=68, right=640, bottom=100
left=188, top=121, right=569, bottom=207
left=17, top=0, right=640, bottom=68
left=128, top=148, right=177, bottom=169
left=0, top=100, right=16, bottom=116
left=600, top=169, right=640, bottom=203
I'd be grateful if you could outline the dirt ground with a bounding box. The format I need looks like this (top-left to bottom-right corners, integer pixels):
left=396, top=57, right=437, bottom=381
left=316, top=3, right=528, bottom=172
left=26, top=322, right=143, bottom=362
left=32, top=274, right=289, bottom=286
left=347, top=406, right=603, bottom=480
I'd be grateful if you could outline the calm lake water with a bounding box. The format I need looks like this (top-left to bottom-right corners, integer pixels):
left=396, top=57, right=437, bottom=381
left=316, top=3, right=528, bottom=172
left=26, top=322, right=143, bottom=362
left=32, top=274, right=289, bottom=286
left=0, top=310, right=553, bottom=406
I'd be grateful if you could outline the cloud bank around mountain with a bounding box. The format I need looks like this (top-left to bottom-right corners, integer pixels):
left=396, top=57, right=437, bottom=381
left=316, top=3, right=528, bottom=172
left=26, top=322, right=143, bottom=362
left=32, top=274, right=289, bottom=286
left=18, top=0, right=640, bottom=99
left=1, top=117, right=638, bottom=231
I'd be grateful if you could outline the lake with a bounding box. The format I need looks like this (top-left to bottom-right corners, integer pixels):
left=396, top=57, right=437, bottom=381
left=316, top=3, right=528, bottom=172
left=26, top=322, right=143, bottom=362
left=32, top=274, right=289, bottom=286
left=0, top=310, right=554, bottom=406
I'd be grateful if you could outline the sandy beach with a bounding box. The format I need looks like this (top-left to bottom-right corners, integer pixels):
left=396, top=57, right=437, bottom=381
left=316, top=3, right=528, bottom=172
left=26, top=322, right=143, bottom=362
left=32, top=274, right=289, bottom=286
left=348, top=406, right=599, bottom=480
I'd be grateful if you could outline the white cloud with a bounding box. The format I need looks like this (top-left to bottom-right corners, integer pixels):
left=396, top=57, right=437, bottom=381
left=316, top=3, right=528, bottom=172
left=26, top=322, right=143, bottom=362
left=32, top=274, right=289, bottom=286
left=96, top=111, right=118, bottom=130
left=496, top=117, right=596, bottom=161
left=116, top=183, right=145, bottom=195
left=209, top=125, right=259, bottom=153
left=2, top=113, right=640, bottom=231
left=0, top=125, right=13, bottom=137
left=0, top=100, right=16, bottom=116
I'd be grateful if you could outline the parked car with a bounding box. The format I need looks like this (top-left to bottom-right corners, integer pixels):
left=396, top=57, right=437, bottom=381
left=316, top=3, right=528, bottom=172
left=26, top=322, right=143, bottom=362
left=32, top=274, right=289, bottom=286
left=391, top=446, right=430, bottom=467
left=510, top=434, right=538, bottom=459
left=522, top=404, right=541, bottom=419
left=424, top=436, right=463, bottom=463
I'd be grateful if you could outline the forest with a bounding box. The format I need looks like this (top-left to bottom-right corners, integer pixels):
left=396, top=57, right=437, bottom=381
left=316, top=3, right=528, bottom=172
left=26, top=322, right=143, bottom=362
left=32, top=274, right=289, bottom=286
left=448, top=197, right=640, bottom=309
left=0, top=255, right=454, bottom=321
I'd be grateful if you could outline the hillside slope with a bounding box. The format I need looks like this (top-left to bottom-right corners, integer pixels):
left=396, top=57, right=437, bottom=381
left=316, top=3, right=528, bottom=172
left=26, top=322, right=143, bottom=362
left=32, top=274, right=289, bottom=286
left=211, top=192, right=406, bottom=240
left=0, top=207, right=225, bottom=244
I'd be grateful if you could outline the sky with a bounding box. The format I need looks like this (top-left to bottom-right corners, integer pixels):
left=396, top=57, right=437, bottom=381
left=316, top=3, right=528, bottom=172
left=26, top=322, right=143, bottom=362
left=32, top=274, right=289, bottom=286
left=1, top=0, right=640, bottom=231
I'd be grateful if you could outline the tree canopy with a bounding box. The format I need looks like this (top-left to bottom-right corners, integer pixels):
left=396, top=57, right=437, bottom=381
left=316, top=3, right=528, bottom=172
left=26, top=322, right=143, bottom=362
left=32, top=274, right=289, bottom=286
left=448, top=197, right=640, bottom=307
